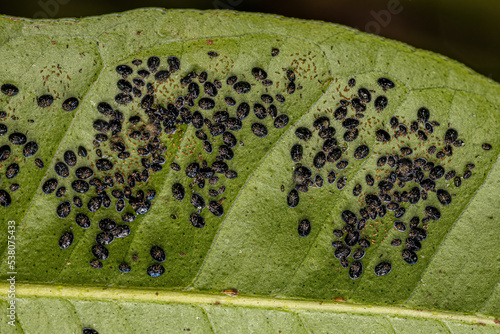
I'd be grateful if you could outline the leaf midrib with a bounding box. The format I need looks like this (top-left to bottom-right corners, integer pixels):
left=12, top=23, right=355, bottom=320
left=0, top=283, right=497, bottom=326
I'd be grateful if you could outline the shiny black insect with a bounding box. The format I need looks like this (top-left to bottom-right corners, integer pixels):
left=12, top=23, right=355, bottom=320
left=313, top=174, right=323, bottom=188
left=42, top=178, right=58, bottom=194
left=294, top=127, right=312, bottom=141
left=147, top=264, right=165, bottom=277
left=37, top=94, right=54, bottom=108
left=75, top=213, right=91, bottom=229
left=482, top=143, right=492, bottom=150
left=353, top=145, right=369, bottom=160
left=118, top=263, right=132, bottom=273
left=373, top=96, right=388, bottom=112
left=274, top=114, right=289, bottom=129
left=312, top=151, right=326, bottom=169
left=343, top=128, right=358, bottom=142
left=53, top=185, right=65, bottom=197
left=377, top=77, right=395, bottom=91
left=298, top=219, right=311, bottom=237
left=58, top=231, right=74, bottom=249
left=21, top=141, right=38, bottom=158
left=425, top=206, right=441, bottom=221
left=327, top=170, right=337, bottom=184
left=189, top=213, right=205, bottom=229
left=87, top=196, right=102, bottom=212
left=349, top=261, right=363, bottom=280
left=1, top=83, right=19, bottom=96
left=352, top=249, right=365, bottom=260
left=391, top=239, right=402, bottom=247
left=208, top=200, right=224, bottom=217
left=89, top=259, right=103, bottom=269
left=375, top=129, right=391, bottom=142
left=96, top=159, right=113, bottom=171
left=394, top=221, right=406, bottom=232
left=251, top=123, right=268, bottom=138
left=436, top=189, right=452, bottom=206
left=61, top=150, right=77, bottom=167
left=146, top=56, right=160, bottom=73
left=92, top=244, right=109, bottom=261
left=191, top=193, right=205, bottom=210
left=336, top=160, right=349, bottom=170
left=402, top=249, right=418, bottom=265
left=150, top=246, right=166, bottom=262
left=5, top=163, right=19, bottom=179
left=374, top=262, right=392, bottom=276
left=56, top=201, right=71, bottom=219
left=337, top=177, right=347, bottom=190
left=9, top=133, right=27, bottom=145
left=233, top=81, right=251, bottom=94
left=287, top=189, right=300, bottom=208
left=96, top=232, right=114, bottom=246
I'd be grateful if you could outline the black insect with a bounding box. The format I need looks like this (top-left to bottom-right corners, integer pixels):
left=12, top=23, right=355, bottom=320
left=348, top=261, right=362, bottom=280
left=58, top=231, right=74, bottom=249
left=377, top=77, right=395, bottom=90
left=342, top=118, right=359, bottom=129
left=429, top=165, right=445, bottom=180
left=96, top=159, right=113, bottom=172
left=353, top=145, right=369, bottom=160
left=251, top=123, right=268, bottom=138
left=436, top=189, right=452, bottom=206
left=333, top=106, right=348, bottom=120
left=271, top=48, right=280, bottom=56
left=147, top=263, right=165, bottom=277
left=37, top=94, right=54, bottom=108
left=42, top=178, right=58, bottom=194
left=167, top=55, right=180, bottom=72
left=87, top=196, right=102, bottom=212
left=402, top=249, right=418, bottom=265
left=482, top=143, right=492, bottom=150
left=5, top=163, right=19, bottom=179
left=327, top=170, right=337, bottom=184
left=191, top=193, right=205, bottom=210
left=150, top=245, right=166, bottom=262
left=274, top=114, right=289, bottom=129
left=8, top=132, right=26, bottom=145
left=375, top=129, right=391, bottom=142
left=1, top=83, right=19, bottom=96
left=391, top=238, right=402, bottom=247
left=372, top=262, right=391, bottom=277
left=287, top=189, right=300, bottom=208
left=233, top=81, right=251, bottom=94
left=145, top=56, right=160, bottom=73
left=56, top=201, right=71, bottom=219
left=91, top=244, right=109, bottom=261
left=117, top=263, right=131, bottom=274
left=463, top=170, right=472, bottom=179
left=298, top=219, right=311, bottom=237
left=337, top=176, right=347, bottom=190
left=197, top=97, right=216, bottom=111
left=425, top=206, right=441, bottom=221
left=89, top=259, right=103, bottom=270
left=187, top=212, right=205, bottom=229
left=0, top=189, right=11, bottom=207
left=394, top=221, right=407, bottom=232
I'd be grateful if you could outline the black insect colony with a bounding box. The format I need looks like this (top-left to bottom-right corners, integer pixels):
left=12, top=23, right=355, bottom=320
left=0, top=47, right=492, bottom=281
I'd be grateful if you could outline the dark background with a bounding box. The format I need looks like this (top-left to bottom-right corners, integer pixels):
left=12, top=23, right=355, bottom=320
left=1, top=0, right=499, bottom=81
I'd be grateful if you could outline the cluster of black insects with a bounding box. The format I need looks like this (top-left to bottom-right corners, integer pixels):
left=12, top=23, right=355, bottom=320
left=0, top=83, right=79, bottom=207
left=286, top=77, right=493, bottom=280
left=2, top=47, right=298, bottom=277
left=0, top=46, right=495, bottom=281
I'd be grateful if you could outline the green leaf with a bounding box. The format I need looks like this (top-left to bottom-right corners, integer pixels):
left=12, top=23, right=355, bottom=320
left=0, top=8, right=499, bottom=332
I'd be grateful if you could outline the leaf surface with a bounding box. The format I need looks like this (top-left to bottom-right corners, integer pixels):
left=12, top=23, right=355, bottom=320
left=0, top=9, right=499, bottom=332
